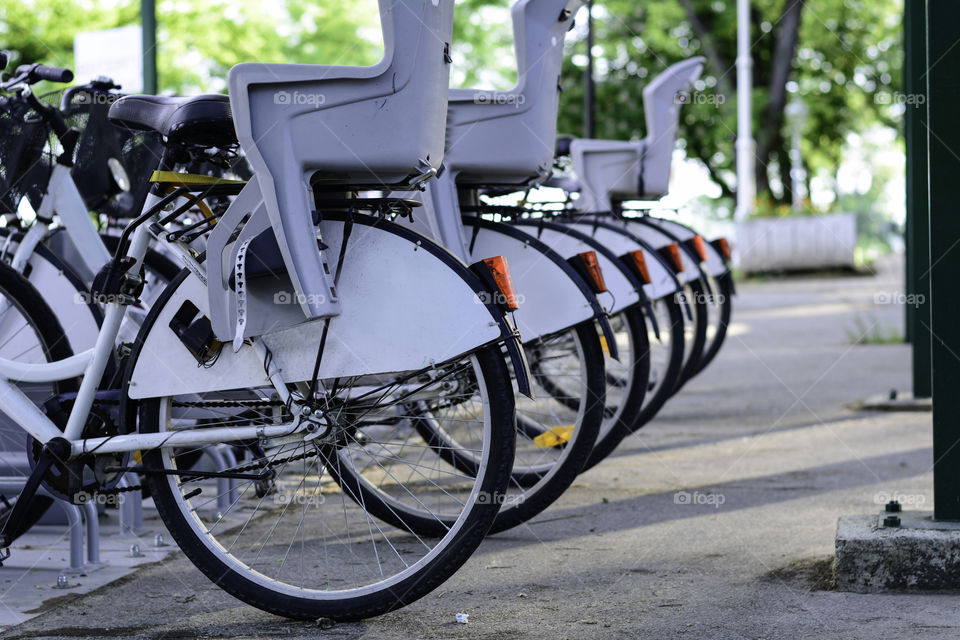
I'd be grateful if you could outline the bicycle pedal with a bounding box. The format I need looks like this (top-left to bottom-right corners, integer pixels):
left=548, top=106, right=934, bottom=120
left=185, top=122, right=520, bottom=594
left=0, top=546, right=10, bottom=566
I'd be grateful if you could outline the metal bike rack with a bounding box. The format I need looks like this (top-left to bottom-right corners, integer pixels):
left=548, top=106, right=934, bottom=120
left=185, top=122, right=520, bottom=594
left=82, top=500, right=100, bottom=565
left=0, top=477, right=95, bottom=574
left=115, top=473, right=146, bottom=536
left=202, top=446, right=238, bottom=514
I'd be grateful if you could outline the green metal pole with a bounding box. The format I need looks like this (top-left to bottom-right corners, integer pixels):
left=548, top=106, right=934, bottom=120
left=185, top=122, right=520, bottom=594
left=906, top=0, right=930, bottom=397
left=926, top=0, right=960, bottom=520
left=142, top=0, right=157, bottom=94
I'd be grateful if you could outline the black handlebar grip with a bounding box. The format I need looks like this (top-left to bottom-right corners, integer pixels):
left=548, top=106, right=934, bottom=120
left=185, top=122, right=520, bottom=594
left=33, top=65, right=74, bottom=83
left=0, top=52, right=7, bottom=72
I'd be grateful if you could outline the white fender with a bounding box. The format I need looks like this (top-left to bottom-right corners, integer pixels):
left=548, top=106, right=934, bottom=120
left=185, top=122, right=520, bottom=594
left=510, top=222, right=638, bottom=314
left=128, top=217, right=503, bottom=399
left=633, top=217, right=728, bottom=278
left=563, top=221, right=680, bottom=300
left=462, top=221, right=595, bottom=340
left=617, top=219, right=701, bottom=284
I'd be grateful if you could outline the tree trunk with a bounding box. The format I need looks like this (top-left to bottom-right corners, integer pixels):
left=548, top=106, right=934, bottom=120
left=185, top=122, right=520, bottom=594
left=778, top=144, right=794, bottom=204
left=678, top=0, right=734, bottom=98
left=756, top=0, right=806, bottom=204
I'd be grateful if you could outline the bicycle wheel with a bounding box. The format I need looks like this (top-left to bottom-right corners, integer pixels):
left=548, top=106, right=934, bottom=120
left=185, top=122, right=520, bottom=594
left=411, top=321, right=604, bottom=533
left=693, top=271, right=733, bottom=376
left=580, top=306, right=652, bottom=470
left=138, top=341, right=515, bottom=621
left=0, top=262, right=76, bottom=542
left=674, top=279, right=708, bottom=393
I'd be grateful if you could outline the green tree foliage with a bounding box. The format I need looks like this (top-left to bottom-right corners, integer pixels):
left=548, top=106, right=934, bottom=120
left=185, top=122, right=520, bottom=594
left=0, top=0, right=383, bottom=93
left=552, top=0, right=902, bottom=205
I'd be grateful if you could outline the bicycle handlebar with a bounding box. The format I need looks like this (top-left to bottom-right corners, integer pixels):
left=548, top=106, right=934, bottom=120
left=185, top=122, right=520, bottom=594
left=16, top=64, right=74, bottom=84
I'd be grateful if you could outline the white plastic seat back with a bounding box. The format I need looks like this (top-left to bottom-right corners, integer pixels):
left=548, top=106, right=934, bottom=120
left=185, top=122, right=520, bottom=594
left=444, top=0, right=583, bottom=185
left=569, top=57, right=703, bottom=211
left=569, top=138, right=641, bottom=211
left=638, top=57, right=704, bottom=199
left=213, top=0, right=454, bottom=329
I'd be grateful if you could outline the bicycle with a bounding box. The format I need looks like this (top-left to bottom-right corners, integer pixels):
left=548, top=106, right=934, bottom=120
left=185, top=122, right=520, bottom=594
left=0, top=0, right=536, bottom=620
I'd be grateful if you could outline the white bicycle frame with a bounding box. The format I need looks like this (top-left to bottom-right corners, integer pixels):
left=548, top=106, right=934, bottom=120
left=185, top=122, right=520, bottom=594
left=0, top=189, right=300, bottom=461
left=10, top=164, right=112, bottom=277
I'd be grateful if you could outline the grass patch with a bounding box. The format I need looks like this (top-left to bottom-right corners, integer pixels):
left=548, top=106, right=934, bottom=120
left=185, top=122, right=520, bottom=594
left=846, top=315, right=903, bottom=345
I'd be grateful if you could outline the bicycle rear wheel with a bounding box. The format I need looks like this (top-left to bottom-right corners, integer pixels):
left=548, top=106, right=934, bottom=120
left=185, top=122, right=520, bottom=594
left=138, top=342, right=515, bottom=621
left=411, top=321, right=604, bottom=533
left=693, top=271, right=733, bottom=375
left=674, top=280, right=708, bottom=392
left=581, top=306, right=655, bottom=470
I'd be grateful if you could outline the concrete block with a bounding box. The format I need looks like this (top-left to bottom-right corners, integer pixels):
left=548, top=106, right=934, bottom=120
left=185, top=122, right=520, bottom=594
left=854, top=392, right=932, bottom=412
left=835, top=513, right=960, bottom=592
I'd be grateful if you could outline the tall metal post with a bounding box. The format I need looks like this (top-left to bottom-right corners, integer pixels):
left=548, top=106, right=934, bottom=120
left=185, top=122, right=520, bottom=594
left=926, top=0, right=960, bottom=520
left=734, top=0, right=755, bottom=223
left=142, top=0, right=157, bottom=94
left=905, top=1, right=931, bottom=397
left=584, top=0, right=595, bottom=139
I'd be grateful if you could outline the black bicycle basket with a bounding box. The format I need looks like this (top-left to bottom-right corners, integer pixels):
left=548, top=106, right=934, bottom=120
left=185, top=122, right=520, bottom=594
left=59, top=86, right=164, bottom=221
left=0, top=95, right=52, bottom=216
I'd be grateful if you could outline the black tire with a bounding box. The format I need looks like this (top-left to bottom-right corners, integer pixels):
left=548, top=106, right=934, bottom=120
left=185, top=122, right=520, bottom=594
left=692, top=271, right=733, bottom=376
left=580, top=305, right=660, bottom=471
left=138, top=336, right=517, bottom=621
left=412, top=321, right=604, bottom=534
left=639, top=295, right=686, bottom=417
left=0, top=261, right=76, bottom=543
left=674, top=279, right=708, bottom=393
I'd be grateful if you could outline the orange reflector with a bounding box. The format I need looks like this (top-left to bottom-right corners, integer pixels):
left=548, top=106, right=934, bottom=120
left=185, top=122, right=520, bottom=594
left=578, top=251, right=607, bottom=293
left=691, top=235, right=708, bottom=262
left=714, top=237, right=732, bottom=260
left=482, top=256, right=520, bottom=310
left=628, top=250, right=652, bottom=284
left=664, top=243, right=684, bottom=273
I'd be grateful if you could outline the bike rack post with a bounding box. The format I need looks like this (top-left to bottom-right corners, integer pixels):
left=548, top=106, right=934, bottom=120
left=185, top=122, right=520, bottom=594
left=905, top=0, right=931, bottom=398
left=0, top=477, right=88, bottom=573
left=218, top=445, right=239, bottom=508
left=56, top=496, right=84, bottom=574
left=82, top=500, right=100, bottom=564
left=116, top=475, right=134, bottom=535
left=203, top=446, right=235, bottom=514
left=125, top=472, right=144, bottom=533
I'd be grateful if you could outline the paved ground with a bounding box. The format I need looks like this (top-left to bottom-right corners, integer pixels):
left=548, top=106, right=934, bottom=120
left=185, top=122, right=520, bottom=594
left=4, top=253, right=954, bottom=639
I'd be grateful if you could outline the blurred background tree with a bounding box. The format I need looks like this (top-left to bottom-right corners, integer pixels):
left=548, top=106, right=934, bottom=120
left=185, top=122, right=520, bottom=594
left=0, top=0, right=383, bottom=92
left=554, top=0, right=902, bottom=210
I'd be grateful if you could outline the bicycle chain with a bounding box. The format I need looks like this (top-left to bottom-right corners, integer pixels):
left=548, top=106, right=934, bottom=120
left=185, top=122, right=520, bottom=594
left=90, top=398, right=285, bottom=409
left=171, top=399, right=286, bottom=409
left=80, top=394, right=325, bottom=497
left=89, top=439, right=320, bottom=497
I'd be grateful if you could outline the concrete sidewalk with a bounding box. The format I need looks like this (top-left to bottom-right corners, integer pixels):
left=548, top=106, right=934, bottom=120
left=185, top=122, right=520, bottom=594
left=4, top=254, right=954, bottom=640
